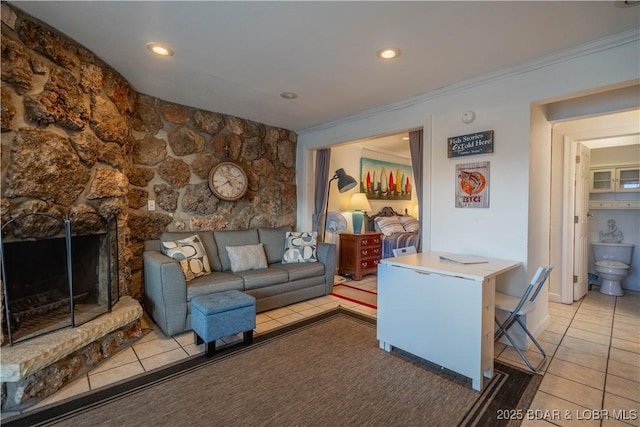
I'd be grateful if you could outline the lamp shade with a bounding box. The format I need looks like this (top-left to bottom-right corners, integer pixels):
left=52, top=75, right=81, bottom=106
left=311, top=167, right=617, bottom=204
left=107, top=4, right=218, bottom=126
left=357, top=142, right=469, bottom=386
left=322, top=168, right=357, bottom=243
left=350, top=193, right=371, bottom=211
left=350, top=193, right=370, bottom=234
left=335, top=168, right=357, bottom=193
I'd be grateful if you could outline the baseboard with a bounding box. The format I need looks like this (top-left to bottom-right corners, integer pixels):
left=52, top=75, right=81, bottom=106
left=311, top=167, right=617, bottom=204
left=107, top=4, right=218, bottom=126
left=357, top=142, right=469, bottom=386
left=548, top=292, right=562, bottom=303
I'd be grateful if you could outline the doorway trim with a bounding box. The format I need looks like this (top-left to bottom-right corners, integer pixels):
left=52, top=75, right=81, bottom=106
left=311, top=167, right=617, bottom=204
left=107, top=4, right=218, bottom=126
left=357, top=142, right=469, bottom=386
left=559, top=124, right=639, bottom=303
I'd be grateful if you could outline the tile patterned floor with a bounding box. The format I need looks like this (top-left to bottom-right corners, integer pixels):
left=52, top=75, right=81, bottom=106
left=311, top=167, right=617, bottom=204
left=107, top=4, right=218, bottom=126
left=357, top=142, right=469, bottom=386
left=516, top=288, right=640, bottom=427
left=4, top=276, right=639, bottom=426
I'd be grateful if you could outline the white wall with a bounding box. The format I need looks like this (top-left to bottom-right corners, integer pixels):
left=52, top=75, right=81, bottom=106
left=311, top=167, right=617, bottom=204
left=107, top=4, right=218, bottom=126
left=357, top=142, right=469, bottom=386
left=297, top=33, right=640, bottom=338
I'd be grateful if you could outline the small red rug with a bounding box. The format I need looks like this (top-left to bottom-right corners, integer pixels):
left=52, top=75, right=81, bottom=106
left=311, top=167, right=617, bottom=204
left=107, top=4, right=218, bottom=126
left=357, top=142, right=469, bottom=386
left=330, top=283, right=377, bottom=309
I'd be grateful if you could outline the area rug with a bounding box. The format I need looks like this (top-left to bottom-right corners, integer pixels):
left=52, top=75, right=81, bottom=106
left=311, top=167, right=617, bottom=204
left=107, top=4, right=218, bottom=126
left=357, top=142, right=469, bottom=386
left=4, top=309, right=541, bottom=427
left=331, top=283, right=377, bottom=308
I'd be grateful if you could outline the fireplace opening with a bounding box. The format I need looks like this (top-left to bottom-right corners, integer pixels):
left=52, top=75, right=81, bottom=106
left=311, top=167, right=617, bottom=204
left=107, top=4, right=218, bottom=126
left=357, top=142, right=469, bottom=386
left=1, top=213, right=119, bottom=345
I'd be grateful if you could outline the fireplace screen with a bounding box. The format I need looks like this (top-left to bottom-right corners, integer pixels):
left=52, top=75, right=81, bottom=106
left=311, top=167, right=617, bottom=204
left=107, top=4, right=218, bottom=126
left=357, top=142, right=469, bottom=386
left=1, top=212, right=119, bottom=345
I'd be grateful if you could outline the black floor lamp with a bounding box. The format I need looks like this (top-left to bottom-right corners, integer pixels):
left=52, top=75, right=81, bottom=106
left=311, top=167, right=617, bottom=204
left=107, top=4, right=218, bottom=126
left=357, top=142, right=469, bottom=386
left=322, top=168, right=357, bottom=243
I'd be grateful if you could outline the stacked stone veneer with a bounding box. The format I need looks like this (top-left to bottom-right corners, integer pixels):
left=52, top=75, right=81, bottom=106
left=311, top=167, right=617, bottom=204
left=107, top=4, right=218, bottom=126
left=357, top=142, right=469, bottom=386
left=1, top=4, right=298, bottom=305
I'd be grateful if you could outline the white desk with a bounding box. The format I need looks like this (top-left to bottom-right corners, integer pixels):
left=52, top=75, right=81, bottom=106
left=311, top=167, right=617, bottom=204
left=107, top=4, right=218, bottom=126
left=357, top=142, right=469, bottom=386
left=377, top=251, right=521, bottom=391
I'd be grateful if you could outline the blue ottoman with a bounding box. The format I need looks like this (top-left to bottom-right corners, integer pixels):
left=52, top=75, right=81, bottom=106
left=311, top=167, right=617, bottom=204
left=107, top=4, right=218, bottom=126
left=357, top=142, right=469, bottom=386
left=191, top=290, right=256, bottom=357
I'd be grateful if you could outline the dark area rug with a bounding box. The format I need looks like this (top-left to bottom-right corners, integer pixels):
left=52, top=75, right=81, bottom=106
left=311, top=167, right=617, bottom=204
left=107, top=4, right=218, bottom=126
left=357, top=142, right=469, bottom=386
left=4, top=308, right=541, bottom=427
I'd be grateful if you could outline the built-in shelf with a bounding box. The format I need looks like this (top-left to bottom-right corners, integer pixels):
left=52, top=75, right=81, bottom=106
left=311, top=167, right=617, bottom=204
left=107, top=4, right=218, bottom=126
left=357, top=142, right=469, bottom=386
left=589, top=164, right=640, bottom=210
left=590, top=166, right=640, bottom=193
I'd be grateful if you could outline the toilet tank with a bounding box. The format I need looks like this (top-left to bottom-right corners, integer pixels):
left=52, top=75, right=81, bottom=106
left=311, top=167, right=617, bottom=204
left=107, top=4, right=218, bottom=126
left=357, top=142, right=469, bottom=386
left=592, top=242, right=634, bottom=264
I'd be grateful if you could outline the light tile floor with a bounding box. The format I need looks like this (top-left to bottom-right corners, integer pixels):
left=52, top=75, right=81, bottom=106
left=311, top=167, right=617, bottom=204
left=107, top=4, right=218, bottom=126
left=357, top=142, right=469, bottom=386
left=5, top=276, right=639, bottom=427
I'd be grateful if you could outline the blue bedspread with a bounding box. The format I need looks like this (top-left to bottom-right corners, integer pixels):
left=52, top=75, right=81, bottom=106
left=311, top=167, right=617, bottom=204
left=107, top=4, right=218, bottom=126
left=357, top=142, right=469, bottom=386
left=381, top=232, right=420, bottom=259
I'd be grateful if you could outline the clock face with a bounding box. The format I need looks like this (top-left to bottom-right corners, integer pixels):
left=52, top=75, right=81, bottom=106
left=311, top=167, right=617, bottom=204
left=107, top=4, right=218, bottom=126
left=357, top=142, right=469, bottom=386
left=208, top=162, right=248, bottom=201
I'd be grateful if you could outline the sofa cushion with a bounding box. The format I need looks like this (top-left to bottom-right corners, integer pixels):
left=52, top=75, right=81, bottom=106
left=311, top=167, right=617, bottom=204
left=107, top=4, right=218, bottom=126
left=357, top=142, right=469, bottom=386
left=160, top=234, right=212, bottom=282
left=236, top=268, right=289, bottom=290
left=214, top=229, right=260, bottom=271
left=282, top=231, right=318, bottom=263
left=160, top=231, right=221, bottom=272
left=186, top=272, right=244, bottom=301
left=271, top=262, right=325, bottom=281
left=258, top=226, right=292, bottom=264
left=226, top=243, right=268, bottom=273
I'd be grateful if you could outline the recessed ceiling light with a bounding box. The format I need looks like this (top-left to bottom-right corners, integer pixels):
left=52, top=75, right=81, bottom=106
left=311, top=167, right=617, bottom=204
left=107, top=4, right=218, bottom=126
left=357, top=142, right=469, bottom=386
left=377, top=47, right=401, bottom=60
left=146, top=42, right=174, bottom=57
left=280, top=91, right=298, bottom=99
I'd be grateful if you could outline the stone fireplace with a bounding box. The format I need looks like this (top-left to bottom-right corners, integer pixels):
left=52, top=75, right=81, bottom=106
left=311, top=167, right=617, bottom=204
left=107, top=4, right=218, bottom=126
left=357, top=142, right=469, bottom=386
left=1, top=5, right=141, bottom=410
left=1, top=212, right=119, bottom=345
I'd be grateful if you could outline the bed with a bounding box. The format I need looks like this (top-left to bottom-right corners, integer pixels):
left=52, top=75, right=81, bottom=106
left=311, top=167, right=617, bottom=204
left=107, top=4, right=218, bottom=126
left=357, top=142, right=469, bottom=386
left=364, top=207, right=420, bottom=259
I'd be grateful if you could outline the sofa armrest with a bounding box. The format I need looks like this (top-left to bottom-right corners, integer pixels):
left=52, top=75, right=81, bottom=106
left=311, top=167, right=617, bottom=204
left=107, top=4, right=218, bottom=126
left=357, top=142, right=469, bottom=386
left=317, top=242, right=337, bottom=294
left=143, top=250, right=189, bottom=336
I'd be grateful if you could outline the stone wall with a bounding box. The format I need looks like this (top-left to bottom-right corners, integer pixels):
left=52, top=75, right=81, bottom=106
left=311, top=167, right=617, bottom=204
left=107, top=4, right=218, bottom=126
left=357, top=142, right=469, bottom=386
left=1, top=5, right=136, bottom=299
left=0, top=4, right=297, bottom=301
left=127, top=96, right=298, bottom=297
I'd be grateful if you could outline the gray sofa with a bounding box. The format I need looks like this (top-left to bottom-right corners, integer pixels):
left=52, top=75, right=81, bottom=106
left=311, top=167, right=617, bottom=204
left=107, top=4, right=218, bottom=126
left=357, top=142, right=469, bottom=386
left=143, top=226, right=336, bottom=336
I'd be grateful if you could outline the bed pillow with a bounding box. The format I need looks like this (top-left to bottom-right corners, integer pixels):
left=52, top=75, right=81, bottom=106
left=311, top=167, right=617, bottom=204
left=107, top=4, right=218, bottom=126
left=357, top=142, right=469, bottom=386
left=226, top=243, right=268, bottom=273
left=399, top=216, right=420, bottom=232
left=161, top=234, right=212, bottom=282
left=374, top=216, right=405, bottom=236
left=282, top=231, right=318, bottom=263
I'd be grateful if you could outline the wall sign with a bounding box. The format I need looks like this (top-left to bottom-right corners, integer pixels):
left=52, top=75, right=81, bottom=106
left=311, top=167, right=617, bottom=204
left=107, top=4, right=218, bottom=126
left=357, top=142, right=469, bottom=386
left=455, top=161, right=490, bottom=208
left=448, top=130, right=494, bottom=158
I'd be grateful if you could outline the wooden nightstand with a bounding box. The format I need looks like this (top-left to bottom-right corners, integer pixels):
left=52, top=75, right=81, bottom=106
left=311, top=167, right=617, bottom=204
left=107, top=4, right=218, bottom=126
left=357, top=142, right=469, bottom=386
left=338, top=232, right=383, bottom=280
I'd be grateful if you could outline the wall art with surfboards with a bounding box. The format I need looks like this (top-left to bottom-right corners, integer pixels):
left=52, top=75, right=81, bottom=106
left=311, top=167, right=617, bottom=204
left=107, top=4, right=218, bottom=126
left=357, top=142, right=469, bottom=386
left=359, top=157, right=413, bottom=201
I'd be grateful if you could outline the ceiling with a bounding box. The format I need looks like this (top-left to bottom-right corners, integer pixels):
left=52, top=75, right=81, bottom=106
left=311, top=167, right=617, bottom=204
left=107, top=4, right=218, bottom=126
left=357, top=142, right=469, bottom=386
left=8, top=1, right=640, bottom=132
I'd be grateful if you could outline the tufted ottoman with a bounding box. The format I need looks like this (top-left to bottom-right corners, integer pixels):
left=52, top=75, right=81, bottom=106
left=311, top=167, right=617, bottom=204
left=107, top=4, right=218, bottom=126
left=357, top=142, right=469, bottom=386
left=191, top=290, right=256, bottom=357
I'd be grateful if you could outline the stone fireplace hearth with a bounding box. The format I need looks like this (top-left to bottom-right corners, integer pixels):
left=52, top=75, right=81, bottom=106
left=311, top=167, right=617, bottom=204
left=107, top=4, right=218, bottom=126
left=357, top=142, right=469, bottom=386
left=0, top=296, right=143, bottom=411
left=0, top=209, right=140, bottom=411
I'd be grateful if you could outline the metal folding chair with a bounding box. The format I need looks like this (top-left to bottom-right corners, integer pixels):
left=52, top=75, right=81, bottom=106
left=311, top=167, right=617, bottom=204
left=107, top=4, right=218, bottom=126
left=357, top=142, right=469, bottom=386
left=494, top=265, right=553, bottom=373
left=392, top=246, right=417, bottom=257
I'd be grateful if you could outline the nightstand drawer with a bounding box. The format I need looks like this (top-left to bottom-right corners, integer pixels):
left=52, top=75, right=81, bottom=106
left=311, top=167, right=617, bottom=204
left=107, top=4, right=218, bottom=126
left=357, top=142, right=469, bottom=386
left=359, top=237, right=381, bottom=247
left=360, top=247, right=381, bottom=258
left=360, top=259, right=379, bottom=270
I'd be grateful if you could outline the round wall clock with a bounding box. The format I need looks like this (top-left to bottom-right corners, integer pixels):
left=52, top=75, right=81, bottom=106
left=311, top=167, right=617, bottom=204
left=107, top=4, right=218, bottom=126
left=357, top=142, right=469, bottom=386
left=208, top=162, right=248, bottom=201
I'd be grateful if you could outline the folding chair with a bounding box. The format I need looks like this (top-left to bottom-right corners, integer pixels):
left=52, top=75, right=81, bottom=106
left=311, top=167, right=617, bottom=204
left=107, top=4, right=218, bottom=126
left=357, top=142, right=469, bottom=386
left=392, top=246, right=417, bottom=257
left=494, top=265, right=553, bottom=373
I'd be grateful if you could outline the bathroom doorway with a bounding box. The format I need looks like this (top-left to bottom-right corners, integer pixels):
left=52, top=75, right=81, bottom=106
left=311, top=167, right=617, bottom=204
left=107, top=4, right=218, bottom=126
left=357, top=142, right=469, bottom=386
left=553, top=115, right=640, bottom=303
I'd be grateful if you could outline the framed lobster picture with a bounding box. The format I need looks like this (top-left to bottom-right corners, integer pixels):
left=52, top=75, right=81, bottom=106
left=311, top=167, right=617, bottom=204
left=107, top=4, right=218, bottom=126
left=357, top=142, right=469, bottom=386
left=455, top=161, right=490, bottom=208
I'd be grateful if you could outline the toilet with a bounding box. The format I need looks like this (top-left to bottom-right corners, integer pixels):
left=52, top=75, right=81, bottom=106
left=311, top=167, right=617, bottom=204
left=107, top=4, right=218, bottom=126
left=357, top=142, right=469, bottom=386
left=592, top=242, right=634, bottom=296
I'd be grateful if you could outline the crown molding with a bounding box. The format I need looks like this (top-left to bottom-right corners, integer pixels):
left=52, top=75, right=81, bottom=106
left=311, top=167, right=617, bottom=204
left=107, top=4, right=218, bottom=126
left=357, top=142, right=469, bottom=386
left=300, top=29, right=640, bottom=135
